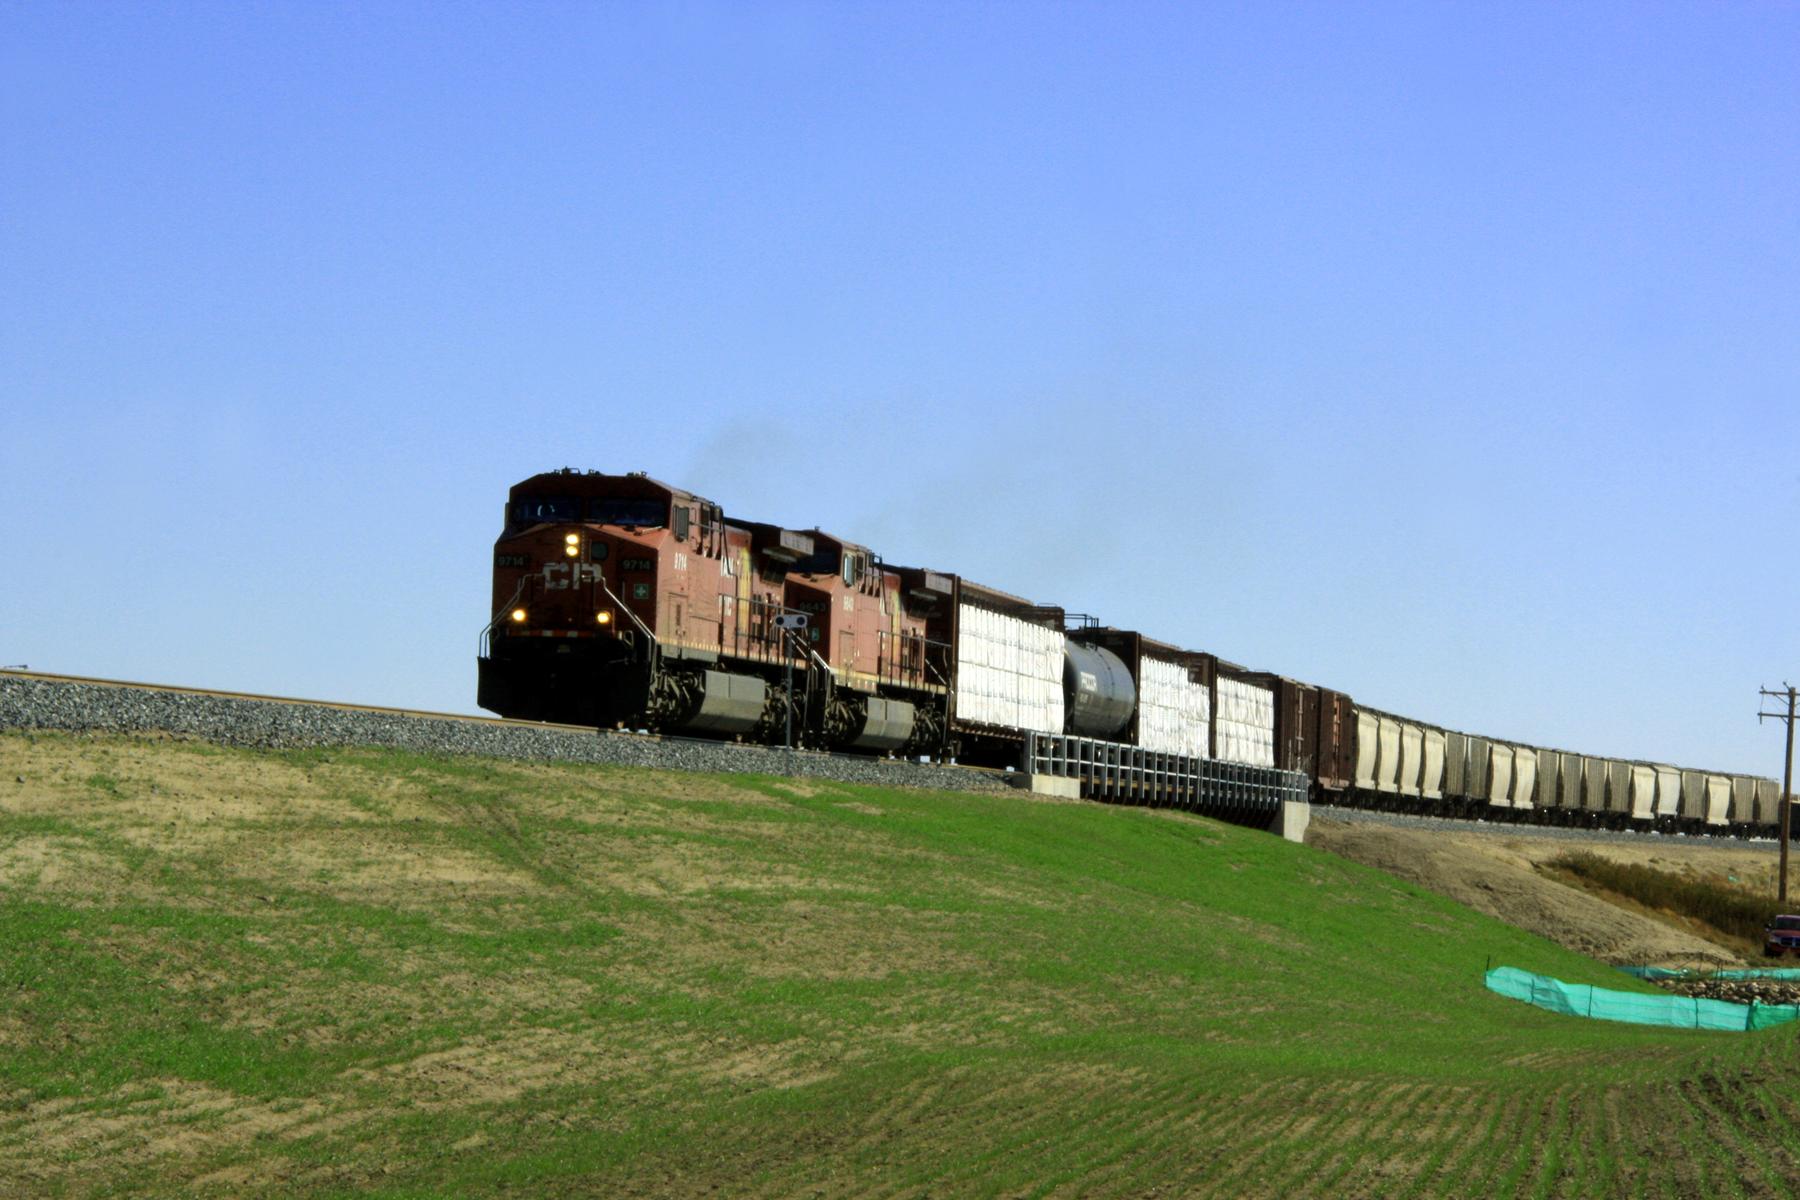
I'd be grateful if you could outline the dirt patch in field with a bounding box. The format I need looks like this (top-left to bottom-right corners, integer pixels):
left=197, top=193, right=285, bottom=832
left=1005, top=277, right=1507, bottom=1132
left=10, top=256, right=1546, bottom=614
left=0, top=1077, right=358, bottom=1190
left=1306, top=816, right=1770, bottom=968
left=611, top=893, right=993, bottom=986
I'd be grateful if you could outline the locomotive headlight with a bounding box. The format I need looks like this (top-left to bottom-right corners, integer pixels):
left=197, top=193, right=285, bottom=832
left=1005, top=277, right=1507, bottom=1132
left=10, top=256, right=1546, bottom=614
left=595, top=611, right=612, bottom=625
left=564, top=533, right=580, bottom=545
left=510, top=608, right=527, bottom=623
left=564, top=544, right=579, bottom=557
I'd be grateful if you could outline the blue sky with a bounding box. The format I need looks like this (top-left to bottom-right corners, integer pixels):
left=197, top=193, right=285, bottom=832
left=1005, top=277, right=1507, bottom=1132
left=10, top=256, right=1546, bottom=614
left=3, top=2, right=1795, bottom=776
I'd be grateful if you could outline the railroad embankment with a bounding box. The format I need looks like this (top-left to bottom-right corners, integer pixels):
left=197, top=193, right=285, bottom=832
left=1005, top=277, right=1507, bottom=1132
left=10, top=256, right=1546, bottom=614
left=4, top=730, right=1800, bottom=1195
left=0, top=672, right=1001, bottom=794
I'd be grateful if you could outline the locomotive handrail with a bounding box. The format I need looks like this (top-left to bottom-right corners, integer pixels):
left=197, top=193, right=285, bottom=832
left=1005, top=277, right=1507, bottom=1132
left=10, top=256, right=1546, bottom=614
left=795, top=638, right=833, bottom=678
left=925, top=653, right=949, bottom=690
left=875, top=628, right=952, bottom=689
left=478, top=577, right=533, bottom=658
left=721, top=595, right=826, bottom=664
left=600, top=579, right=657, bottom=643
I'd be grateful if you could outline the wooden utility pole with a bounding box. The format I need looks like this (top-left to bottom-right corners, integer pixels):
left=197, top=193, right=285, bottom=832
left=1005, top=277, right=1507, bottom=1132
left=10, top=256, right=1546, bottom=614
left=1760, top=685, right=1798, bottom=904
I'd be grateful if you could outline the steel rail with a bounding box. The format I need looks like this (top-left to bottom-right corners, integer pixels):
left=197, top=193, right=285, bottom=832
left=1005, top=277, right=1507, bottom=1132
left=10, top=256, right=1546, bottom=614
left=9, top=670, right=1765, bottom=831
left=0, top=668, right=598, bottom=734
left=0, top=668, right=1010, bottom=776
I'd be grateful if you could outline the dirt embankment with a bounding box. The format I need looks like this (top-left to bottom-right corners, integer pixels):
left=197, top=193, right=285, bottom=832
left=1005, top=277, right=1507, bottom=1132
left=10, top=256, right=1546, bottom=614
left=1306, top=816, right=1785, bottom=970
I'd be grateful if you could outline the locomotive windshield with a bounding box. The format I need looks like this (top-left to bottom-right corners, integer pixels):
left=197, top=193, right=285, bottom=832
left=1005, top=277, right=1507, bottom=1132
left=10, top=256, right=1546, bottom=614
left=511, top=496, right=578, bottom=526
left=792, top=549, right=840, bottom=574
left=589, top=498, right=667, bottom=527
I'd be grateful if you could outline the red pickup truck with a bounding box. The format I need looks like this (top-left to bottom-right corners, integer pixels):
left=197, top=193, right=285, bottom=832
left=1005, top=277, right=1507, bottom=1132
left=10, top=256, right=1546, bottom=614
left=1764, top=915, right=1800, bottom=957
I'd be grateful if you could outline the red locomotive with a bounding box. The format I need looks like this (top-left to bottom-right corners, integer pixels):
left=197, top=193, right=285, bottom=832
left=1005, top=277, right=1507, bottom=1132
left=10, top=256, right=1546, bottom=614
left=479, top=470, right=951, bottom=754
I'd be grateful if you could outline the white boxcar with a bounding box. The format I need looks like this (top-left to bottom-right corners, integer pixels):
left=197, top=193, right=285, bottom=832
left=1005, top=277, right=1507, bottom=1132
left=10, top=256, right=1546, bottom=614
left=1137, top=654, right=1211, bottom=758
left=954, top=603, right=1065, bottom=735
left=1214, top=674, right=1275, bottom=767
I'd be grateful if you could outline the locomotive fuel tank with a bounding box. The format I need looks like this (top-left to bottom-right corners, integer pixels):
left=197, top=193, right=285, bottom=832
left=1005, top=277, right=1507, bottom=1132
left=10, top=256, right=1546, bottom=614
left=848, top=696, right=917, bottom=751
left=1063, top=641, right=1136, bottom=739
left=682, top=670, right=769, bottom=734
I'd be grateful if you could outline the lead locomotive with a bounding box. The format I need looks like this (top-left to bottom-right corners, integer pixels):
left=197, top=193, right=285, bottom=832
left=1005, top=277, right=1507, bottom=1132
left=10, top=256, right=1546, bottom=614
left=479, top=469, right=953, bottom=757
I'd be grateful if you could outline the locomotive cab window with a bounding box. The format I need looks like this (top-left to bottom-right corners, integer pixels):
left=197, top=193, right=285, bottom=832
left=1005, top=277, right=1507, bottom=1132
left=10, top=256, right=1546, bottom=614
left=673, top=506, right=691, bottom=541
left=511, top=496, right=577, bottom=526
left=588, top=498, right=666, bottom=528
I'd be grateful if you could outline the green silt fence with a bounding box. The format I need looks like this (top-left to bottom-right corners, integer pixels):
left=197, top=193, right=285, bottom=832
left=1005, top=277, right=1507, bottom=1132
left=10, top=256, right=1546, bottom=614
left=1618, top=965, right=1800, bottom=983
left=1484, top=966, right=1800, bottom=1031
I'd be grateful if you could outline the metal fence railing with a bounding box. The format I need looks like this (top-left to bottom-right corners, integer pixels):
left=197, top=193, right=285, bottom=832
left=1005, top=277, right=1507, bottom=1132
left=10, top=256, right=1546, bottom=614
left=1023, top=732, right=1306, bottom=817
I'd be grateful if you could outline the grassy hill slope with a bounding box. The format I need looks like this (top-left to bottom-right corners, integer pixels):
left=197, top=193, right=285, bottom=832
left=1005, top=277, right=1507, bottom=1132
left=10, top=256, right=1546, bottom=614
left=2, top=731, right=1796, bottom=1198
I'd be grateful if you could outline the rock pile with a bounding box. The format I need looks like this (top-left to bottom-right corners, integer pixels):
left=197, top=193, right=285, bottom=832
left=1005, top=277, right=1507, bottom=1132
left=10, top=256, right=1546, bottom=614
left=1656, top=977, right=1800, bottom=1007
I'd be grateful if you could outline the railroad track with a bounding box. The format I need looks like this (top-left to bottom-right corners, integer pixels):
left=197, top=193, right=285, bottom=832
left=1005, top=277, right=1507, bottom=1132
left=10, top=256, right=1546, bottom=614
left=3, top=672, right=1766, bottom=842
left=0, top=667, right=1011, bottom=777
left=1314, top=800, right=1780, bottom=847
left=0, top=667, right=601, bottom=735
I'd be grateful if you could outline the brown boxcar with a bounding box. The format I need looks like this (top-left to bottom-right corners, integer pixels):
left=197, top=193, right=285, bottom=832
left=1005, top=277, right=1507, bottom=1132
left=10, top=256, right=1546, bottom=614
left=1236, top=673, right=1322, bottom=778
left=1314, top=687, right=1356, bottom=793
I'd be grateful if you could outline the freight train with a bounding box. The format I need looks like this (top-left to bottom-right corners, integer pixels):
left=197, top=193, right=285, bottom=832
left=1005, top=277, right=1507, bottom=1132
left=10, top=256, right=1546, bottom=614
left=478, top=469, right=1783, bottom=837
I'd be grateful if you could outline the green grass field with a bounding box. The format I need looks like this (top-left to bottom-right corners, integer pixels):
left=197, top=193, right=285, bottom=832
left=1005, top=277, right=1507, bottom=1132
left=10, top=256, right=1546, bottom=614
left=1, top=731, right=1795, bottom=1198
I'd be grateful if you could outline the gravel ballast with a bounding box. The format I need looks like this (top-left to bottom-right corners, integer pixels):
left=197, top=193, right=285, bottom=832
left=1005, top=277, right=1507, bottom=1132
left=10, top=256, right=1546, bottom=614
left=0, top=676, right=1008, bottom=794
left=1314, top=803, right=1776, bottom=848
